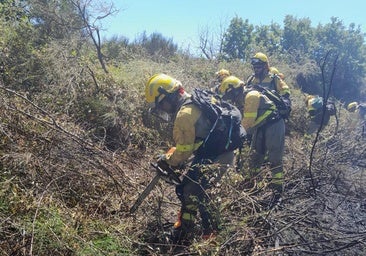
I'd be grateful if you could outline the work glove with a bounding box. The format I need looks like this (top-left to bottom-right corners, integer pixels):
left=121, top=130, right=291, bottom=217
left=156, top=146, right=176, bottom=162
left=157, top=158, right=170, bottom=172
left=156, top=159, right=181, bottom=185
left=156, top=146, right=186, bottom=170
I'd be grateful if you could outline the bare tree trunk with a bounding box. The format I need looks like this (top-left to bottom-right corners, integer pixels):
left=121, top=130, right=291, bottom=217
left=72, top=0, right=117, bottom=74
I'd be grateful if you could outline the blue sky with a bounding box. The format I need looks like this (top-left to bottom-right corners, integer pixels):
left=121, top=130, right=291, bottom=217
left=102, top=0, right=366, bottom=51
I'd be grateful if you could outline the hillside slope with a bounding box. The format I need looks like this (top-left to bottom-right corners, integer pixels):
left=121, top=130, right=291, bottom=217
left=0, top=59, right=365, bottom=255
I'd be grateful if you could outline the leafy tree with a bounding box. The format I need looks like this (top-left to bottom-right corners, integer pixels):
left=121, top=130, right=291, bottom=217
left=312, top=18, right=366, bottom=101
left=0, top=0, right=27, bottom=22
left=280, top=16, right=366, bottom=101
left=26, top=0, right=117, bottom=73
left=0, top=0, right=42, bottom=89
left=222, top=16, right=254, bottom=61
left=251, top=22, right=282, bottom=55
left=281, top=15, right=314, bottom=59
left=27, top=0, right=83, bottom=42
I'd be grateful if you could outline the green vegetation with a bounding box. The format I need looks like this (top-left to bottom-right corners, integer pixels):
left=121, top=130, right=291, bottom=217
left=0, top=0, right=365, bottom=255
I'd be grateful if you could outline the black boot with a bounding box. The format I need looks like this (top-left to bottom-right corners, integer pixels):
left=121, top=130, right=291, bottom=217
left=170, top=220, right=194, bottom=245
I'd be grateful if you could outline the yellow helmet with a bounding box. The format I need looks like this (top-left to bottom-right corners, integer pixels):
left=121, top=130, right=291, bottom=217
left=145, top=74, right=181, bottom=105
left=347, top=102, right=358, bottom=112
left=270, top=67, right=285, bottom=79
left=305, top=95, right=314, bottom=106
left=251, top=52, right=269, bottom=65
left=218, top=76, right=244, bottom=95
left=215, top=69, right=231, bottom=81
left=270, top=67, right=279, bottom=74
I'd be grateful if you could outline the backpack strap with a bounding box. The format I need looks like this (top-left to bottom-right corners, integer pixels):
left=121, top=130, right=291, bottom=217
left=247, top=73, right=278, bottom=92
left=246, top=74, right=255, bottom=86
left=270, top=74, right=279, bottom=91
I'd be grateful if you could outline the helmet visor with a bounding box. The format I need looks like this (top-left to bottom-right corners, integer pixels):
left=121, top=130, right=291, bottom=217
left=251, top=58, right=265, bottom=65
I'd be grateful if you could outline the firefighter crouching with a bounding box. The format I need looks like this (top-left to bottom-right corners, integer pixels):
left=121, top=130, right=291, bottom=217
left=144, top=74, right=238, bottom=244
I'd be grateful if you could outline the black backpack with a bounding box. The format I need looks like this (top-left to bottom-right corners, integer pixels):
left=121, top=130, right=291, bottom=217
left=244, top=83, right=291, bottom=119
left=246, top=75, right=292, bottom=119
left=189, top=88, right=246, bottom=158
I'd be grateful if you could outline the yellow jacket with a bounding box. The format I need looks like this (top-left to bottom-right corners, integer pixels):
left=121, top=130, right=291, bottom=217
left=247, top=73, right=290, bottom=96
left=242, top=90, right=277, bottom=134
left=166, top=103, right=211, bottom=167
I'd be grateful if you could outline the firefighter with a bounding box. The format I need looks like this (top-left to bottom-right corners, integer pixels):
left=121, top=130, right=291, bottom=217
left=347, top=101, right=366, bottom=137
left=305, top=95, right=336, bottom=136
left=217, top=77, right=287, bottom=207
left=246, top=52, right=291, bottom=100
left=211, top=69, right=231, bottom=92
left=244, top=53, right=292, bottom=204
left=216, top=75, right=245, bottom=110
left=347, top=101, right=366, bottom=121
left=144, top=73, right=236, bottom=244
left=270, top=66, right=285, bottom=80
left=244, top=89, right=286, bottom=205
left=215, top=69, right=231, bottom=84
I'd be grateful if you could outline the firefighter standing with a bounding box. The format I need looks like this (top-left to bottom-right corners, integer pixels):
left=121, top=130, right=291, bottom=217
left=246, top=52, right=290, bottom=99
left=216, top=52, right=291, bottom=205
left=244, top=53, right=291, bottom=202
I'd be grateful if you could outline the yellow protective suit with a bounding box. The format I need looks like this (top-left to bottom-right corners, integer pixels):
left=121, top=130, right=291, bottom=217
left=247, top=73, right=290, bottom=97
left=242, top=90, right=285, bottom=189
left=166, top=103, right=211, bottom=167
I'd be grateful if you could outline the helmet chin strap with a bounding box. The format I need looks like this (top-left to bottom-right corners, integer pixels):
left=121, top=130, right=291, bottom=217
left=166, top=92, right=181, bottom=113
left=152, top=90, right=186, bottom=122
left=223, top=87, right=243, bottom=109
